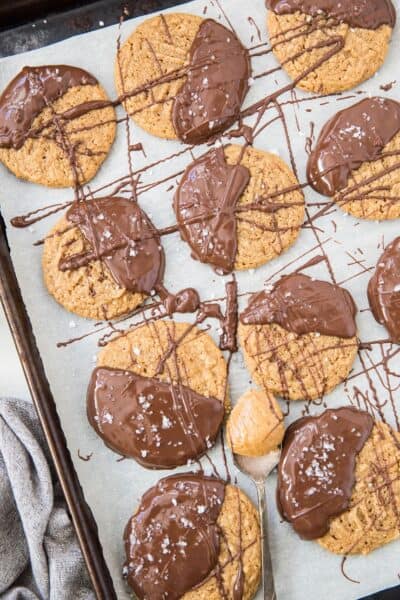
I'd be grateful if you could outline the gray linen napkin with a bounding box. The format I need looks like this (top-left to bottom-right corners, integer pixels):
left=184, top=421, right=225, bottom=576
left=0, top=397, right=95, bottom=600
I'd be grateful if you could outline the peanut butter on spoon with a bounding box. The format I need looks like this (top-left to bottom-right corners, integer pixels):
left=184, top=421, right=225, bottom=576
left=227, top=389, right=284, bottom=457
left=228, top=388, right=285, bottom=600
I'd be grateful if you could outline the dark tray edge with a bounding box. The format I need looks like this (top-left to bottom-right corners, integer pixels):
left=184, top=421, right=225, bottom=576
left=0, top=215, right=117, bottom=600
left=0, top=0, right=190, bottom=58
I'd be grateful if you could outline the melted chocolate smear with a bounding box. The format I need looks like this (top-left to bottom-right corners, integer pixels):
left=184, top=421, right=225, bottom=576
left=0, top=65, right=97, bottom=150
left=60, top=197, right=164, bottom=294
left=247, top=16, right=262, bottom=42
left=123, top=473, right=225, bottom=600
left=277, top=407, right=373, bottom=540
left=220, top=279, right=238, bottom=351
left=266, top=0, right=396, bottom=30
left=77, top=449, right=92, bottom=462
left=368, top=236, right=400, bottom=343
left=233, top=563, right=244, bottom=600
left=11, top=200, right=72, bottom=228
left=196, top=278, right=238, bottom=351
left=156, top=285, right=200, bottom=315
left=380, top=81, right=396, bottom=92
left=172, top=20, right=251, bottom=144
left=227, top=123, right=254, bottom=145
left=240, top=272, right=357, bottom=338
left=87, top=367, right=224, bottom=469
left=307, top=97, right=400, bottom=197
left=60, top=99, right=111, bottom=122
left=174, top=147, right=250, bottom=273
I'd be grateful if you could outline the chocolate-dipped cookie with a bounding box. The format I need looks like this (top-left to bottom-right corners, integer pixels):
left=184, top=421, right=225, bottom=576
left=43, top=197, right=162, bottom=320
left=88, top=320, right=228, bottom=468
left=238, top=273, right=358, bottom=400
left=308, top=97, right=400, bottom=220
left=123, top=474, right=261, bottom=599
left=174, top=145, right=305, bottom=273
left=0, top=65, right=116, bottom=187
left=43, top=196, right=201, bottom=320
left=319, top=419, right=400, bottom=555
left=266, top=0, right=396, bottom=94
left=368, top=237, right=400, bottom=342
left=277, top=407, right=400, bottom=555
left=115, top=14, right=250, bottom=143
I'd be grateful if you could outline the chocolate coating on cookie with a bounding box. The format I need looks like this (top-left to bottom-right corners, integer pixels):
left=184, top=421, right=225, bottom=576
left=277, top=407, right=374, bottom=540
left=240, top=273, right=357, bottom=338
left=307, top=97, right=400, bottom=197
left=87, top=367, right=224, bottom=468
left=124, top=473, right=225, bottom=599
left=266, top=0, right=396, bottom=30
left=172, top=20, right=250, bottom=144
left=368, top=237, right=400, bottom=343
left=174, top=147, right=250, bottom=273
left=60, top=197, right=164, bottom=294
left=0, top=65, right=98, bottom=150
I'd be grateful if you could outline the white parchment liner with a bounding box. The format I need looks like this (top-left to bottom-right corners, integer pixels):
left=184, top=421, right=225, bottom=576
left=1, top=1, right=400, bottom=598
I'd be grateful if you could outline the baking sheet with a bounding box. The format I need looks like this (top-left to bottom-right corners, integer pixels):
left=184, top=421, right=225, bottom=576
left=0, top=0, right=400, bottom=598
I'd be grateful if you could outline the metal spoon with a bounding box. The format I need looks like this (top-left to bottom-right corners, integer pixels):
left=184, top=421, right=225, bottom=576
left=233, top=449, right=281, bottom=600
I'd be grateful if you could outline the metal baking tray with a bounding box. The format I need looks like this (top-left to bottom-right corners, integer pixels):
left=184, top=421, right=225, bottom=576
left=0, top=2, right=399, bottom=599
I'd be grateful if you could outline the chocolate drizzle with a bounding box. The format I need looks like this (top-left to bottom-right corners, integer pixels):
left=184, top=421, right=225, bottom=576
left=266, top=0, right=396, bottom=30
left=307, top=97, right=400, bottom=197
left=172, top=19, right=251, bottom=144
left=123, top=473, right=225, bottom=599
left=60, top=197, right=164, bottom=294
left=240, top=273, right=357, bottom=338
left=174, top=147, right=250, bottom=273
left=87, top=367, right=224, bottom=468
left=0, top=65, right=97, bottom=150
left=368, top=237, right=400, bottom=343
left=158, top=285, right=200, bottom=315
left=277, top=407, right=374, bottom=540
left=60, top=196, right=203, bottom=315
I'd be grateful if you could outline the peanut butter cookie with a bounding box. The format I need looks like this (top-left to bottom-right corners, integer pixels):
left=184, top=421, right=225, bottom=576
left=42, top=197, right=166, bottom=320
left=90, top=320, right=229, bottom=467
left=124, top=474, right=261, bottom=599
left=97, top=320, right=228, bottom=404
left=277, top=406, right=400, bottom=554
left=174, top=145, right=305, bottom=273
left=0, top=65, right=116, bottom=187
left=319, top=421, right=400, bottom=555
left=238, top=273, right=358, bottom=401
left=308, top=97, right=400, bottom=220
left=115, top=14, right=250, bottom=143
left=266, top=0, right=395, bottom=94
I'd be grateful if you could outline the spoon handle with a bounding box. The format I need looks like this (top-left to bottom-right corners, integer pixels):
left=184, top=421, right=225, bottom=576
left=256, top=481, right=276, bottom=600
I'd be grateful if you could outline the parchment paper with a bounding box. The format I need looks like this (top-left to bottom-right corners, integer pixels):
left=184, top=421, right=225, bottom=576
left=1, top=1, right=400, bottom=598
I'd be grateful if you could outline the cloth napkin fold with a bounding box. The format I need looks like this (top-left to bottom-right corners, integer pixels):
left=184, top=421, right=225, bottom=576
left=0, top=397, right=95, bottom=600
